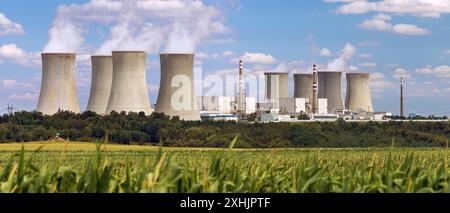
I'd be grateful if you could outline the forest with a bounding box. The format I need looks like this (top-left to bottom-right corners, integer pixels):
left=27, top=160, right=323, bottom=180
left=0, top=110, right=449, bottom=148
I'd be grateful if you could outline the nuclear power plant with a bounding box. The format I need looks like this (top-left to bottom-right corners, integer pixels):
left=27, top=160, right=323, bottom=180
left=86, top=56, right=113, bottom=114
left=264, top=72, right=289, bottom=100
left=155, top=54, right=200, bottom=121
left=318, top=71, right=345, bottom=113
left=37, top=53, right=80, bottom=115
left=34, top=49, right=385, bottom=122
left=345, top=73, right=373, bottom=113
left=106, top=51, right=153, bottom=115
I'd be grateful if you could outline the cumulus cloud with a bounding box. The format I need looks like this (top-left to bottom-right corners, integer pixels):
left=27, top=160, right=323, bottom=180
left=370, top=72, right=395, bottom=97
left=43, top=0, right=229, bottom=54
left=233, top=52, right=277, bottom=64
left=393, top=68, right=412, bottom=79
left=319, top=48, right=332, bottom=56
left=0, top=44, right=40, bottom=67
left=416, top=65, right=450, bottom=78
left=359, top=14, right=430, bottom=36
left=327, top=43, right=357, bottom=70
left=326, top=0, right=450, bottom=18
left=0, top=12, right=25, bottom=36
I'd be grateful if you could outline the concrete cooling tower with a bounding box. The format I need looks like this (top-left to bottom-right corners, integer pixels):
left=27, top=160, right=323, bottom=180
left=293, top=73, right=313, bottom=100
left=265, top=72, right=289, bottom=100
left=345, top=73, right=373, bottom=112
left=105, top=51, right=153, bottom=115
left=318, top=71, right=345, bottom=113
left=86, top=56, right=113, bottom=114
left=37, top=53, right=80, bottom=115
left=155, top=53, right=200, bottom=121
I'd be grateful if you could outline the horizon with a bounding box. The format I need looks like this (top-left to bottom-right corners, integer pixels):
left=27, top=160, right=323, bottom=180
left=0, top=0, right=449, bottom=116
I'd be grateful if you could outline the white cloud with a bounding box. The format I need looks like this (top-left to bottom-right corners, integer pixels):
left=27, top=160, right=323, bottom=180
left=358, top=53, right=372, bottom=59
left=359, top=14, right=430, bottom=36
left=0, top=12, right=25, bottom=36
left=327, top=43, right=356, bottom=70
left=370, top=72, right=395, bottom=97
left=359, top=62, right=376, bottom=68
left=327, top=0, right=450, bottom=18
left=416, top=65, right=450, bottom=78
left=392, top=24, right=430, bottom=36
left=385, top=63, right=400, bottom=68
left=393, top=68, right=412, bottom=79
left=0, top=44, right=40, bottom=67
left=233, top=52, right=277, bottom=64
left=43, top=0, right=229, bottom=54
left=319, top=48, right=332, bottom=56
left=1, top=79, right=33, bottom=88
left=8, top=93, right=38, bottom=101
left=222, top=51, right=234, bottom=57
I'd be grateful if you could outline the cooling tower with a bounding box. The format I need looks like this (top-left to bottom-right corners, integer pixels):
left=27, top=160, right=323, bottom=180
left=345, top=73, right=373, bottom=112
left=265, top=72, right=289, bottom=100
left=37, top=53, right=80, bottom=115
left=86, top=56, right=113, bottom=114
left=318, top=71, right=345, bottom=113
left=293, top=73, right=313, bottom=100
left=155, top=53, right=200, bottom=121
left=105, top=51, right=153, bottom=115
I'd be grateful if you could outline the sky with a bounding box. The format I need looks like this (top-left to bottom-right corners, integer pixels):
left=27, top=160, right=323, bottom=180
left=0, top=0, right=449, bottom=116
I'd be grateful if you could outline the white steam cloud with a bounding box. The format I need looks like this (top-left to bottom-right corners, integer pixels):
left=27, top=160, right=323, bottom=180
left=327, top=43, right=356, bottom=71
left=43, top=0, right=228, bottom=54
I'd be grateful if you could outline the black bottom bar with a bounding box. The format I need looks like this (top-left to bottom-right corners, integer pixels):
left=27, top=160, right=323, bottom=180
left=0, top=194, right=447, bottom=212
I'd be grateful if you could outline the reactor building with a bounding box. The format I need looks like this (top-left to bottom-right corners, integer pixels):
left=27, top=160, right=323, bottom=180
left=105, top=51, right=153, bottom=115
left=345, top=72, right=373, bottom=112
left=37, top=53, right=80, bottom=115
left=264, top=72, right=289, bottom=100
left=86, top=56, right=113, bottom=114
left=155, top=53, right=200, bottom=121
left=318, top=71, right=345, bottom=113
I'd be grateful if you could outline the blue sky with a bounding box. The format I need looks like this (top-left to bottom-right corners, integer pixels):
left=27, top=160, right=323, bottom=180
left=0, top=0, right=449, bottom=116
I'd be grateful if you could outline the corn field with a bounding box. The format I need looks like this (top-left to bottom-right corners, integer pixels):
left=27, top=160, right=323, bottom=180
left=0, top=140, right=450, bottom=193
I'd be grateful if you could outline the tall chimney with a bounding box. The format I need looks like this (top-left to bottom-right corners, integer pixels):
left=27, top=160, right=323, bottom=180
left=400, top=77, right=404, bottom=118
left=312, top=64, right=318, bottom=114
left=237, top=59, right=246, bottom=119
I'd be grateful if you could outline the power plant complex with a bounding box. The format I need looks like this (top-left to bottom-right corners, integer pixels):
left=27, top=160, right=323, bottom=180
left=36, top=50, right=385, bottom=122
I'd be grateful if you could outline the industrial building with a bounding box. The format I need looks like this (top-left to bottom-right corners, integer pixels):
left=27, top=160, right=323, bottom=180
left=155, top=54, right=201, bottom=121
left=86, top=56, right=113, bottom=114
left=318, top=71, right=345, bottom=114
left=105, top=51, right=153, bottom=115
left=37, top=53, right=80, bottom=115
left=345, top=72, right=373, bottom=112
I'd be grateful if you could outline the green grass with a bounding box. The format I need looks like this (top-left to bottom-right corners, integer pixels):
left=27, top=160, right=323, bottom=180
left=0, top=140, right=450, bottom=193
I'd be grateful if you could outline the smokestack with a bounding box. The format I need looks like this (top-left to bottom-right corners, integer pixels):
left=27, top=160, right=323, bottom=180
left=312, top=64, right=318, bottom=114
left=37, top=53, right=80, bottom=115
left=106, top=51, right=153, bottom=115
left=237, top=59, right=246, bottom=119
left=86, top=56, right=113, bottom=114
left=264, top=72, right=289, bottom=100
left=400, top=77, right=404, bottom=118
left=318, top=71, right=345, bottom=113
left=345, top=73, right=373, bottom=112
left=155, top=53, right=200, bottom=121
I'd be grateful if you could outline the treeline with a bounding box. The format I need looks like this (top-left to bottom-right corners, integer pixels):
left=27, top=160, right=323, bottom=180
left=0, top=111, right=449, bottom=148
